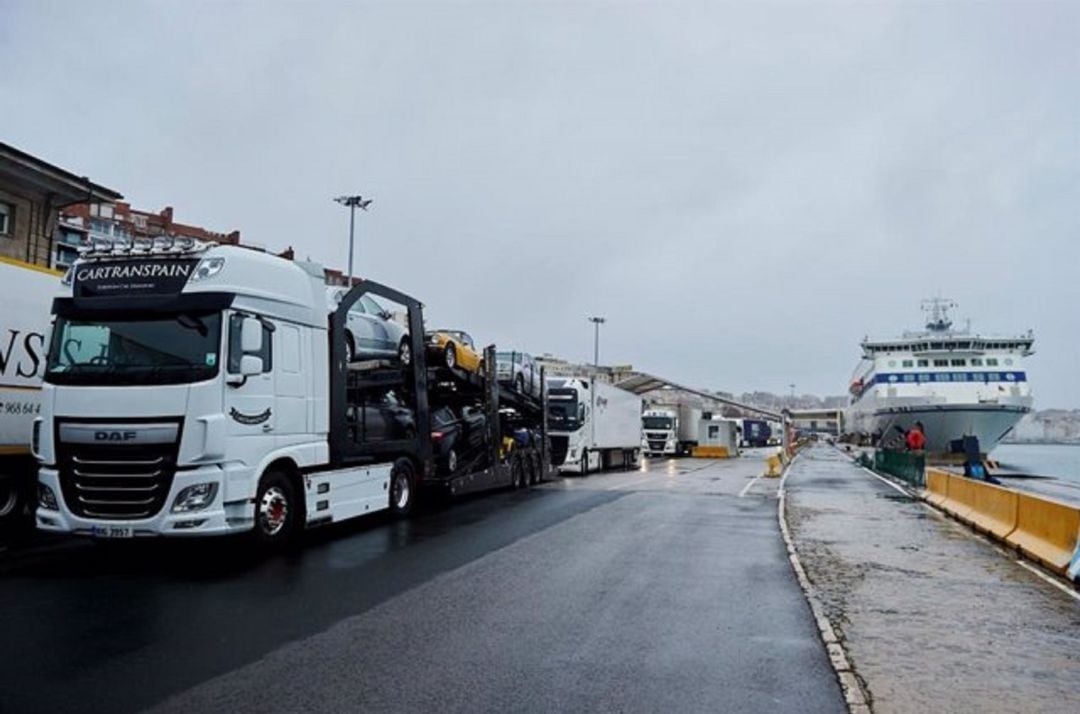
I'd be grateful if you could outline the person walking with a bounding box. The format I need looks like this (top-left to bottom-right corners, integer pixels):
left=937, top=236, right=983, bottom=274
left=905, top=422, right=926, bottom=451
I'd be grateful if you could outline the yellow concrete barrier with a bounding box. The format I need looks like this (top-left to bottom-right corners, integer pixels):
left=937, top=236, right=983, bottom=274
left=764, top=454, right=783, bottom=478
left=1006, top=492, right=1080, bottom=575
left=940, top=474, right=980, bottom=526
left=924, top=469, right=950, bottom=507
left=692, top=445, right=730, bottom=459
left=966, top=480, right=1019, bottom=540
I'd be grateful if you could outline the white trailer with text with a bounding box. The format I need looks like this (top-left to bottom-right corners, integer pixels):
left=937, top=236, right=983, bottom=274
left=0, top=257, right=59, bottom=533
left=546, top=377, right=642, bottom=474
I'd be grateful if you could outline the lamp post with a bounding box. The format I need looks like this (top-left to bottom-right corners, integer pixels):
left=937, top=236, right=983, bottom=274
left=588, top=316, right=606, bottom=369
left=333, top=195, right=373, bottom=285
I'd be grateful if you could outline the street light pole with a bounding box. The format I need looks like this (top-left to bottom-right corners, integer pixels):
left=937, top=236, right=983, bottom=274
left=588, top=316, right=606, bottom=369
left=333, top=194, right=373, bottom=285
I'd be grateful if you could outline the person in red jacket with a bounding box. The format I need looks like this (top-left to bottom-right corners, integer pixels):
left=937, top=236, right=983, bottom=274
left=905, top=422, right=926, bottom=451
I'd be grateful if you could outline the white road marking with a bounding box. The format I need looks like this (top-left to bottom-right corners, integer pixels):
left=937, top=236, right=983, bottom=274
left=1014, top=559, right=1080, bottom=602
left=738, top=472, right=763, bottom=498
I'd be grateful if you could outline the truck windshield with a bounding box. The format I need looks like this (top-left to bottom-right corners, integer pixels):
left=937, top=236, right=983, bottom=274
left=547, top=388, right=580, bottom=431
left=45, top=312, right=222, bottom=386
left=642, top=416, right=674, bottom=430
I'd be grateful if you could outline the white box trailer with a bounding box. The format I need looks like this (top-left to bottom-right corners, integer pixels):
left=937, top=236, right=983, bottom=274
left=547, top=377, right=642, bottom=474
left=0, top=257, right=60, bottom=530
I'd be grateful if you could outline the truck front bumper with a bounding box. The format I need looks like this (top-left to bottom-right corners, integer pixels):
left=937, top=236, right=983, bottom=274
left=36, top=465, right=254, bottom=538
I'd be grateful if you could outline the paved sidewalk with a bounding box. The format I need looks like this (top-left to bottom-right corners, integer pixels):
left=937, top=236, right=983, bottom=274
left=786, top=445, right=1080, bottom=714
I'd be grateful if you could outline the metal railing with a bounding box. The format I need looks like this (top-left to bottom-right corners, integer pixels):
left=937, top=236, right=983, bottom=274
left=874, top=449, right=926, bottom=488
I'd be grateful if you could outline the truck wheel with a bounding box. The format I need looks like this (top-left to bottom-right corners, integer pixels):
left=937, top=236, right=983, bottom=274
left=0, top=480, right=20, bottom=521
left=445, top=344, right=457, bottom=369
left=253, top=470, right=299, bottom=547
left=580, top=449, right=589, bottom=476
left=399, top=337, right=412, bottom=366
left=510, top=455, right=524, bottom=489
left=389, top=458, right=416, bottom=516
left=446, top=448, right=458, bottom=475
left=528, top=451, right=539, bottom=485
left=516, top=374, right=525, bottom=393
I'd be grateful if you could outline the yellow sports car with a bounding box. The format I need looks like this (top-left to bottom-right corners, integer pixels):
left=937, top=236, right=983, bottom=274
left=426, top=330, right=483, bottom=373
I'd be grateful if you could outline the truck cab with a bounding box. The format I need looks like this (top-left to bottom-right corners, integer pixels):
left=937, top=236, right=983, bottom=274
left=642, top=408, right=678, bottom=456
left=34, top=241, right=345, bottom=540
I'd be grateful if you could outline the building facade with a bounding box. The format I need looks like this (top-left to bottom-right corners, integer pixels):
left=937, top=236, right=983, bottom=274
left=56, top=202, right=241, bottom=269
left=0, top=142, right=120, bottom=269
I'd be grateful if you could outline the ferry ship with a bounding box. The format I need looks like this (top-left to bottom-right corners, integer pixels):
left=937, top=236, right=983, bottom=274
left=846, top=299, right=1034, bottom=454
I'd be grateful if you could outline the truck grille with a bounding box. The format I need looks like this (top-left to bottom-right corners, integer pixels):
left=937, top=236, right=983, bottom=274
left=57, top=424, right=180, bottom=520
left=549, top=435, right=569, bottom=467
left=648, top=441, right=667, bottom=451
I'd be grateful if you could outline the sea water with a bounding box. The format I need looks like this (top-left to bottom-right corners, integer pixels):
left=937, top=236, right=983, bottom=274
left=994, top=443, right=1080, bottom=482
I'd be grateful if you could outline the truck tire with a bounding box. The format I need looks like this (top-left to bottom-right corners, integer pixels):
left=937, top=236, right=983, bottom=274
left=528, top=451, right=540, bottom=485
left=345, top=331, right=356, bottom=363
left=445, top=344, right=457, bottom=369
left=580, top=449, right=589, bottom=476
left=252, top=470, right=299, bottom=547
left=0, top=479, right=20, bottom=522
left=389, top=458, right=416, bottom=516
left=510, top=455, right=524, bottom=489
left=516, top=374, right=525, bottom=393
left=398, top=337, right=412, bottom=366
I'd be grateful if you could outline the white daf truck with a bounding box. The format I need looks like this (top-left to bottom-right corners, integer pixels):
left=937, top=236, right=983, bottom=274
left=641, top=404, right=701, bottom=456
left=546, top=377, right=642, bottom=474
left=0, top=257, right=59, bottom=533
left=34, top=239, right=552, bottom=545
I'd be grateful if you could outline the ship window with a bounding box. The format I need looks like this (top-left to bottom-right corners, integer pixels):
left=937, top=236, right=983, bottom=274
left=933, top=359, right=948, bottom=367
left=888, top=360, right=896, bottom=367
left=952, top=373, right=968, bottom=382
left=1004, top=358, right=1014, bottom=366
left=971, top=358, right=983, bottom=366
left=917, top=359, right=929, bottom=367
left=950, top=359, right=965, bottom=366
left=902, top=374, right=915, bottom=383
left=1005, top=373, right=1016, bottom=381
left=934, top=373, right=950, bottom=382
left=986, top=358, right=999, bottom=366
left=986, top=372, right=1000, bottom=381
left=902, top=360, right=913, bottom=368
left=917, top=373, right=931, bottom=382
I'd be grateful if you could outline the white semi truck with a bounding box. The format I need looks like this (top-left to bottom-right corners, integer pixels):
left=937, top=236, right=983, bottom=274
left=547, top=377, right=642, bottom=474
left=34, top=240, right=552, bottom=545
left=641, top=404, right=701, bottom=456
left=0, top=257, right=60, bottom=533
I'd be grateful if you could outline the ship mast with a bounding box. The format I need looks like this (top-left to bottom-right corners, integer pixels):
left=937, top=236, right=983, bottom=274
left=921, top=297, right=957, bottom=332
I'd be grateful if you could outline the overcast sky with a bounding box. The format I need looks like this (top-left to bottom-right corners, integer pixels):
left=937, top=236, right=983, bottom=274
left=3, top=1, right=1077, bottom=405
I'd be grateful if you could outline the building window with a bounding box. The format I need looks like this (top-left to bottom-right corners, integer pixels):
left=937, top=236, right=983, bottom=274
left=0, top=202, right=11, bottom=235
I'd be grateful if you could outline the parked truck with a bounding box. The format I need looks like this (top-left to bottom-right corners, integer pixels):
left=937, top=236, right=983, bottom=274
left=737, top=418, right=772, bottom=448
left=33, top=240, right=552, bottom=546
left=0, top=257, right=59, bottom=534
left=547, top=377, right=642, bottom=474
left=641, top=404, right=701, bottom=456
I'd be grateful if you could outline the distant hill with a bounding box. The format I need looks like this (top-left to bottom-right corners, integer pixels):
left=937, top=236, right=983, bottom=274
left=1005, top=410, right=1080, bottom=444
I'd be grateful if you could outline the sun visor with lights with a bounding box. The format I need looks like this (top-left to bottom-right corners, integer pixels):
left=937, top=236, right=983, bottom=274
left=70, top=237, right=223, bottom=298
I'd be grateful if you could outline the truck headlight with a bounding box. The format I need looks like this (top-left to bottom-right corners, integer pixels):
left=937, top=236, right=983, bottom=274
left=172, top=483, right=218, bottom=513
left=189, top=257, right=225, bottom=282
left=38, top=483, right=59, bottom=511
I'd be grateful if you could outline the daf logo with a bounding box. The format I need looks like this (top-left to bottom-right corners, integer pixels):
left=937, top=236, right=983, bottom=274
left=95, top=431, right=137, bottom=442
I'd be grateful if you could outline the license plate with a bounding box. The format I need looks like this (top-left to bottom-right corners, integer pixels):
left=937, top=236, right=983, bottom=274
left=91, top=525, right=134, bottom=539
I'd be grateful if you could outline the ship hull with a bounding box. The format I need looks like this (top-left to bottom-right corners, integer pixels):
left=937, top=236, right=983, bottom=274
left=848, top=402, right=1030, bottom=454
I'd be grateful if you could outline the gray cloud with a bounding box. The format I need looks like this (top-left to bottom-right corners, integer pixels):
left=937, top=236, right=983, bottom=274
left=2, top=1, right=1077, bottom=404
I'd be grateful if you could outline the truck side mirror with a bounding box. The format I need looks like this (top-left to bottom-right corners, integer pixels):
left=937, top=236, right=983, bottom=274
left=241, top=317, right=263, bottom=353
left=240, top=354, right=263, bottom=376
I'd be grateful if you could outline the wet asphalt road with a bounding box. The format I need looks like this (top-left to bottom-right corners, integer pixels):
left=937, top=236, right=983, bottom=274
left=1, top=455, right=844, bottom=714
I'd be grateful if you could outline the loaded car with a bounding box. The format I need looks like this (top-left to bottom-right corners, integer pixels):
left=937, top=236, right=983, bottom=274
left=327, top=287, right=411, bottom=364
left=426, top=329, right=483, bottom=373
left=430, top=405, right=488, bottom=474
left=496, top=350, right=542, bottom=398
left=345, top=390, right=415, bottom=442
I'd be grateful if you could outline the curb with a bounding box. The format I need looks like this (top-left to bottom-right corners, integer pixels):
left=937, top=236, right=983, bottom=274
left=777, top=452, right=872, bottom=713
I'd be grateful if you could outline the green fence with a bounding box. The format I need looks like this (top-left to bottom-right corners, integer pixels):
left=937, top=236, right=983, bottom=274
left=874, top=449, right=926, bottom=488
